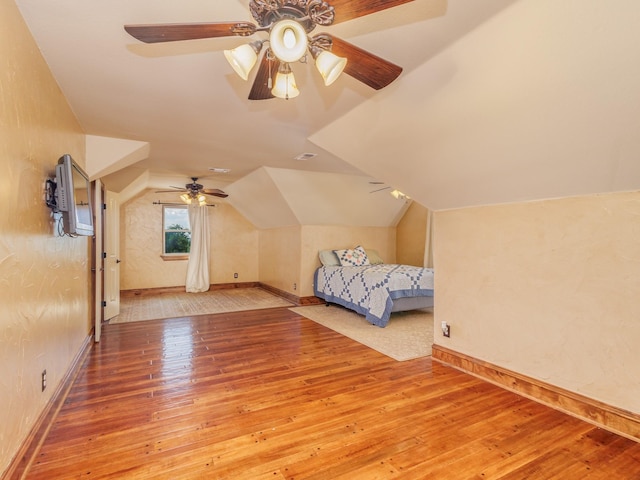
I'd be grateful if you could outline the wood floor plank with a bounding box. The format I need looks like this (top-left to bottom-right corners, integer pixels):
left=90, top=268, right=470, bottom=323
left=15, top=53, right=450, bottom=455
left=23, top=307, right=640, bottom=479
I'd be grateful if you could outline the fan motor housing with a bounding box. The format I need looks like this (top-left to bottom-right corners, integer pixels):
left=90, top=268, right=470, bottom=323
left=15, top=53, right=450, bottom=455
left=250, top=0, right=335, bottom=32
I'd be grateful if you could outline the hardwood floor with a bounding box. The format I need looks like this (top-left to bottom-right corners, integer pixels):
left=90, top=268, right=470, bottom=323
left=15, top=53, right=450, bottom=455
left=24, top=307, right=640, bottom=479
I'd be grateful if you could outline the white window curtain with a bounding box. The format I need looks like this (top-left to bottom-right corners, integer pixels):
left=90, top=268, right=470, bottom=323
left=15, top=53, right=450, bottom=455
left=185, top=204, right=210, bottom=293
left=423, top=210, right=434, bottom=268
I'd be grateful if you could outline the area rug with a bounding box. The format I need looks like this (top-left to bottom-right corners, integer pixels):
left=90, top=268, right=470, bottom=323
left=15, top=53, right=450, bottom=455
left=290, top=305, right=434, bottom=361
left=111, top=288, right=294, bottom=324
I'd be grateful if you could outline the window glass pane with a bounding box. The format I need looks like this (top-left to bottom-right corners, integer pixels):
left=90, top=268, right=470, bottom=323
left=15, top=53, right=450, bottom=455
left=164, top=207, right=190, bottom=230
left=165, top=231, right=191, bottom=254
left=163, top=206, right=191, bottom=254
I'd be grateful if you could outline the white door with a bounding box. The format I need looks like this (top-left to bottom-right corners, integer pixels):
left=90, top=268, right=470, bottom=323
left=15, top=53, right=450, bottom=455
left=93, top=180, right=104, bottom=342
left=104, top=190, right=120, bottom=320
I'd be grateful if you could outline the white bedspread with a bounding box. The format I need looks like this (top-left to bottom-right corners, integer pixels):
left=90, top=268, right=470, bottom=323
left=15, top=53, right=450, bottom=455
left=314, top=264, right=434, bottom=327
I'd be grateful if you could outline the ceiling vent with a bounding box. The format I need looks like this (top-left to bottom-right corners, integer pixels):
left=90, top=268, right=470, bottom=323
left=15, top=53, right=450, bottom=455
left=294, top=152, right=317, bottom=161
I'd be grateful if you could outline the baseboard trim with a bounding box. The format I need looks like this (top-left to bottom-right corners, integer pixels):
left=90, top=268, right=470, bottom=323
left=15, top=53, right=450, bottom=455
left=258, top=283, right=324, bottom=306
left=121, top=282, right=260, bottom=297
left=119, top=283, right=325, bottom=307
left=2, top=333, right=94, bottom=480
left=432, top=344, right=640, bottom=443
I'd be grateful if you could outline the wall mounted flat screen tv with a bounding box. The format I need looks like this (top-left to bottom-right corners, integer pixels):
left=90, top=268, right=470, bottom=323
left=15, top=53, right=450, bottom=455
left=55, top=154, right=94, bottom=236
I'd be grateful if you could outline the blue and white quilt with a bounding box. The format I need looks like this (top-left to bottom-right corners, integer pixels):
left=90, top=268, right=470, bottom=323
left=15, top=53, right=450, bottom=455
left=314, top=264, right=434, bottom=327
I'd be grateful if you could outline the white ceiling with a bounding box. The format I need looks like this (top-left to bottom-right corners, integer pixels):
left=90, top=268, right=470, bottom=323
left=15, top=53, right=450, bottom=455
left=15, top=0, right=640, bottom=215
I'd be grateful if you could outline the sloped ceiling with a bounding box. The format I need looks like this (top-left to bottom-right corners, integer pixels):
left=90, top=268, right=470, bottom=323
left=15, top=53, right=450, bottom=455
left=310, top=0, right=640, bottom=210
left=226, top=167, right=410, bottom=229
left=14, top=0, right=640, bottom=221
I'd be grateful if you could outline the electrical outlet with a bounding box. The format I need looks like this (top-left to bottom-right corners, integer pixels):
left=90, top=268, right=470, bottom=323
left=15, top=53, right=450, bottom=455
left=441, top=321, right=450, bottom=338
left=233, top=273, right=238, bottom=279
left=41, top=369, right=47, bottom=392
left=293, top=283, right=297, bottom=291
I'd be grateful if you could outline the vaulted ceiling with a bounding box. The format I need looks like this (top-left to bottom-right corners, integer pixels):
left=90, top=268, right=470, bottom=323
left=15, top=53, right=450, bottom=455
left=15, top=0, right=640, bottom=224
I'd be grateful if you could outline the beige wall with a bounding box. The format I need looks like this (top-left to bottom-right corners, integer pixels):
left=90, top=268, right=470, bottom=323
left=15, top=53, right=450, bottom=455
left=0, top=1, right=90, bottom=474
left=396, top=201, right=428, bottom=266
left=433, top=191, right=640, bottom=413
left=256, top=225, right=396, bottom=298
left=121, top=190, right=401, bottom=298
left=259, top=226, right=303, bottom=295
left=120, top=190, right=259, bottom=290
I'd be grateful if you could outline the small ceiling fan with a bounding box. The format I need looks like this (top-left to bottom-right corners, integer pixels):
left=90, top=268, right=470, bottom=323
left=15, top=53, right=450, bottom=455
left=124, top=0, right=413, bottom=100
left=156, top=177, right=229, bottom=203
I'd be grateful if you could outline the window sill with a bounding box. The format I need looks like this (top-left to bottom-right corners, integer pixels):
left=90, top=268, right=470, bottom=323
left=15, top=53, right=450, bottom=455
left=161, top=255, right=189, bottom=261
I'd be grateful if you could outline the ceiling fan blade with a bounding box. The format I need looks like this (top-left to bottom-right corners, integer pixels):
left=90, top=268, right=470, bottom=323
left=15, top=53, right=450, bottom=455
left=124, top=22, right=255, bottom=44
left=248, top=51, right=279, bottom=100
left=326, top=35, right=402, bottom=90
left=330, top=0, right=415, bottom=25
left=202, top=188, right=227, bottom=195
left=155, top=188, right=187, bottom=193
left=205, top=192, right=229, bottom=198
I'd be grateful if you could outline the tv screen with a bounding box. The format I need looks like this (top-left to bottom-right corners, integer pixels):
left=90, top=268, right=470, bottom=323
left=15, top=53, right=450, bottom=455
left=55, top=154, right=94, bottom=236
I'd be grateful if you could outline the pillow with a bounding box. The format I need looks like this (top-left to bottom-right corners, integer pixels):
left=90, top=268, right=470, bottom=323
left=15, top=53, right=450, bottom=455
left=318, top=249, right=341, bottom=267
left=334, top=245, right=370, bottom=267
left=365, top=249, right=384, bottom=265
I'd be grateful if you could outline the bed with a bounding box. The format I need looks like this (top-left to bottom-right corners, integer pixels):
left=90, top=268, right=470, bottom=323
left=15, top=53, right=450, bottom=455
left=313, top=246, right=434, bottom=327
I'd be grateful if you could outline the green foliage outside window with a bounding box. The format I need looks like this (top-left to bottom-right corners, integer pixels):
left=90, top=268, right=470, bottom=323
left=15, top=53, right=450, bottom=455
left=165, top=226, right=191, bottom=254
left=163, top=206, right=191, bottom=255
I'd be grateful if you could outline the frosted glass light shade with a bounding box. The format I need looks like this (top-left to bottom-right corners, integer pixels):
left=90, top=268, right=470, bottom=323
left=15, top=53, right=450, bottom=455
left=224, top=43, right=260, bottom=81
left=390, top=189, right=409, bottom=200
left=315, top=50, right=347, bottom=86
left=180, top=193, right=192, bottom=204
left=271, top=64, right=299, bottom=100
left=269, top=20, right=308, bottom=63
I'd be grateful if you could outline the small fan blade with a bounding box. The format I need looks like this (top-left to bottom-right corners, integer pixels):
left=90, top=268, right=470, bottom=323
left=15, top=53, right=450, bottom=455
left=324, top=35, right=402, bottom=90
left=330, top=0, right=414, bottom=25
left=248, top=52, right=279, bottom=100
left=124, top=22, right=254, bottom=44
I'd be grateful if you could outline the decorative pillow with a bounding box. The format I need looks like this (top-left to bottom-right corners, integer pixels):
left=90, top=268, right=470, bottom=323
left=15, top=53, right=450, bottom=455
left=333, top=245, right=370, bottom=267
left=365, top=249, right=384, bottom=265
left=318, top=249, right=341, bottom=267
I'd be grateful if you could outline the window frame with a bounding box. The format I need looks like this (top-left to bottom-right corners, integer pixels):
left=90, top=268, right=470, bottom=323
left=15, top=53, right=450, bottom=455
left=161, top=205, right=191, bottom=260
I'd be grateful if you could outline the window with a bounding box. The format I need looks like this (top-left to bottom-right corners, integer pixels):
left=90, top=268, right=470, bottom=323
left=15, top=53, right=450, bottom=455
left=163, top=206, right=191, bottom=256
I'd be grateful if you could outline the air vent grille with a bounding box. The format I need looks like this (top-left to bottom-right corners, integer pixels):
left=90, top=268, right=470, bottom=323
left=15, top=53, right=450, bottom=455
left=293, top=153, right=317, bottom=161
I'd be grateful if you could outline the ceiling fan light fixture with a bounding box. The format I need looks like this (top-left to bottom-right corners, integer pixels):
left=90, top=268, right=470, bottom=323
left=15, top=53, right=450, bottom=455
left=180, top=193, right=192, bottom=204
left=390, top=189, right=409, bottom=200
left=269, top=19, right=308, bottom=63
left=314, top=49, right=347, bottom=86
left=272, top=63, right=299, bottom=100
left=224, top=41, right=263, bottom=81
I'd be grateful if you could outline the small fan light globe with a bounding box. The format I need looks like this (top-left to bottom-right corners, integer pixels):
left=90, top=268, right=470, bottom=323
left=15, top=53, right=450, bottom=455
left=315, top=50, right=347, bottom=86
left=224, top=41, right=262, bottom=80
left=269, top=19, right=308, bottom=63
left=271, top=63, right=300, bottom=100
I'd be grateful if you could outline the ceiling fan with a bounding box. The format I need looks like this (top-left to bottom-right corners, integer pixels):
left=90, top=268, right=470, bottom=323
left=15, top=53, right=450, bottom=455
left=156, top=177, right=229, bottom=205
left=369, top=181, right=408, bottom=199
left=124, top=0, right=412, bottom=100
